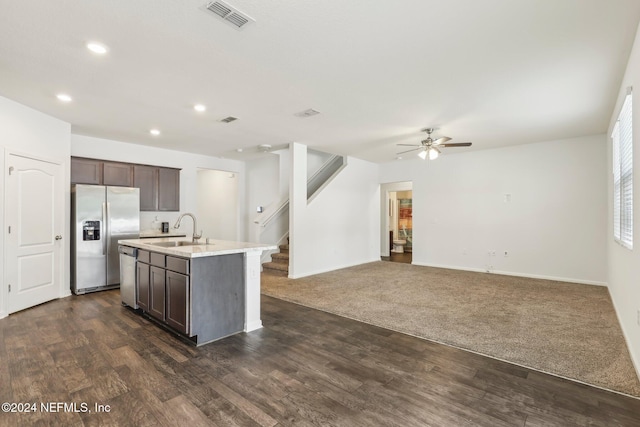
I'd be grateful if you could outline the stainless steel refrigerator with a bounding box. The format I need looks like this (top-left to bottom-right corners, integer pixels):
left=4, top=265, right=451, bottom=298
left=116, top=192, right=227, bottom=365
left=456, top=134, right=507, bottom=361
left=71, top=184, right=140, bottom=294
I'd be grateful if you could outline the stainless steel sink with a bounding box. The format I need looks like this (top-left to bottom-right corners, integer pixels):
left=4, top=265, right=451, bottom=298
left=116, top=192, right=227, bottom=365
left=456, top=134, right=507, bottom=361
left=149, top=241, right=208, bottom=247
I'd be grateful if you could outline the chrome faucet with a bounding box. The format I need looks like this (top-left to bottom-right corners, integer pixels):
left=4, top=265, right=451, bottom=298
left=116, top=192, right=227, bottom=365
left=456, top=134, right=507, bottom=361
left=174, top=213, right=202, bottom=243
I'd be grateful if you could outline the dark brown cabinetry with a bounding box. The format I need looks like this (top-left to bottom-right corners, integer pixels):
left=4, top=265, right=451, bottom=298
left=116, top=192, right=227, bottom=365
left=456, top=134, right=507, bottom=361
left=166, top=271, right=189, bottom=334
left=103, top=162, right=133, bottom=187
left=136, top=251, right=191, bottom=334
left=134, top=165, right=159, bottom=211
left=71, top=158, right=133, bottom=186
left=149, top=266, right=166, bottom=321
left=132, top=248, right=243, bottom=346
left=71, top=157, right=180, bottom=211
left=134, top=165, right=180, bottom=212
left=158, top=168, right=180, bottom=211
left=136, top=260, right=150, bottom=311
left=71, top=158, right=102, bottom=185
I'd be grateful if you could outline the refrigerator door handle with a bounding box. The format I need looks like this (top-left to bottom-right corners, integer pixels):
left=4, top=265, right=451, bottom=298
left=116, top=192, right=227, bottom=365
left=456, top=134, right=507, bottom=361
left=106, top=202, right=112, bottom=256
left=102, top=202, right=107, bottom=255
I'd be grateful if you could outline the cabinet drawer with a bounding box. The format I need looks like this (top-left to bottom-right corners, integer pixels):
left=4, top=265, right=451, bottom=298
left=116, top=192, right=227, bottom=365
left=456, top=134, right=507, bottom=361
left=138, top=250, right=150, bottom=264
left=150, top=252, right=165, bottom=267
left=166, top=256, right=189, bottom=275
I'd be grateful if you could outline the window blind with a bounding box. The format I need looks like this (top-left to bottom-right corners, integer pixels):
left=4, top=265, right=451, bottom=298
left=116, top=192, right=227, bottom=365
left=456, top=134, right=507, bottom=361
left=612, top=92, right=633, bottom=249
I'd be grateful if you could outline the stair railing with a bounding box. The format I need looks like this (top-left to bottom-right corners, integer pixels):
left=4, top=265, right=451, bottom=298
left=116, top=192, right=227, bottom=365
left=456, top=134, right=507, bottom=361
left=253, top=151, right=346, bottom=264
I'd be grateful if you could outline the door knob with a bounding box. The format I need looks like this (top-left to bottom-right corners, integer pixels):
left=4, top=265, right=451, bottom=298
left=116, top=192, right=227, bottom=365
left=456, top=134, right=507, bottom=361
left=55, top=235, right=62, bottom=240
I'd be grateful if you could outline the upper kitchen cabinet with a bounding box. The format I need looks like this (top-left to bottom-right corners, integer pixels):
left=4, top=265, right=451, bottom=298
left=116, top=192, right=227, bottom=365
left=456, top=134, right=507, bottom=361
left=134, top=165, right=181, bottom=212
left=103, top=161, right=133, bottom=187
left=71, top=157, right=103, bottom=185
left=72, top=157, right=180, bottom=211
left=134, top=165, right=159, bottom=211
left=71, top=157, right=133, bottom=186
left=158, top=168, right=180, bottom=211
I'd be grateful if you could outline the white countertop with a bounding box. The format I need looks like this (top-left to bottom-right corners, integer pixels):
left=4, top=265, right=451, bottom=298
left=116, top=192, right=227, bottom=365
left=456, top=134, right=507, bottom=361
left=119, top=237, right=277, bottom=259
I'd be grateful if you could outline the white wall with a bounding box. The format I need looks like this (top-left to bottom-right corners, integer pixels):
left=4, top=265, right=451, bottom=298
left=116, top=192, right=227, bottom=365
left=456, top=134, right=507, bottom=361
left=290, top=143, right=380, bottom=278
left=0, top=96, right=71, bottom=318
left=197, top=169, right=238, bottom=241
left=245, top=154, right=281, bottom=243
left=607, top=22, right=640, bottom=379
left=380, top=135, right=608, bottom=285
left=71, top=135, right=246, bottom=240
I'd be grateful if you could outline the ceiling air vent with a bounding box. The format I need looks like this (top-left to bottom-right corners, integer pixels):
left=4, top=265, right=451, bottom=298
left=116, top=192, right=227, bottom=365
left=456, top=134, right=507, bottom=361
left=205, top=1, right=255, bottom=29
left=294, top=108, right=321, bottom=118
left=220, top=116, right=238, bottom=123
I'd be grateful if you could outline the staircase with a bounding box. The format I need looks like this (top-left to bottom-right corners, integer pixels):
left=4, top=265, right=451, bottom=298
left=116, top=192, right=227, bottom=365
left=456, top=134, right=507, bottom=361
left=262, top=241, right=289, bottom=276
left=256, top=150, right=347, bottom=278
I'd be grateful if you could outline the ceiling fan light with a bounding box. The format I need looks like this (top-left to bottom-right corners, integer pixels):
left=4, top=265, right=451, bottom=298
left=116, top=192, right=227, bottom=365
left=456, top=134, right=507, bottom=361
left=418, top=149, right=428, bottom=160
left=428, top=147, right=439, bottom=160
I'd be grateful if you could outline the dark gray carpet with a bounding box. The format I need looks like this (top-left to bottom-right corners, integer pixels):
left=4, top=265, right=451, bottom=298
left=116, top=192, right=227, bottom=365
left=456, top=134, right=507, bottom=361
left=261, top=261, right=640, bottom=397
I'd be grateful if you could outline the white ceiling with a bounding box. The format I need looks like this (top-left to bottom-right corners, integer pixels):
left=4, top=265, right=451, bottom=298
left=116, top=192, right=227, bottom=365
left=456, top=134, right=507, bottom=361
left=1, top=0, right=639, bottom=163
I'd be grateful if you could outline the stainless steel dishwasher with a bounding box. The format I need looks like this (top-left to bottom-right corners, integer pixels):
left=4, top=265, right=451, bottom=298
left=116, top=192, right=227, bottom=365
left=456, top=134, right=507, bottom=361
left=118, top=245, right=137, bottom=308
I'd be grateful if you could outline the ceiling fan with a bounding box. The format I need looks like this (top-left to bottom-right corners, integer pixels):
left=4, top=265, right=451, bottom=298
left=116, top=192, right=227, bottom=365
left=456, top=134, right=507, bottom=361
left=397, top=128, right=472, bottom=160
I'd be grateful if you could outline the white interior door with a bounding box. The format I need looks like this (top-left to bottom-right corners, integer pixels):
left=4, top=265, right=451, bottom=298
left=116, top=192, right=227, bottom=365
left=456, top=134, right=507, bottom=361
left=5, top=153, right=63, bottom=314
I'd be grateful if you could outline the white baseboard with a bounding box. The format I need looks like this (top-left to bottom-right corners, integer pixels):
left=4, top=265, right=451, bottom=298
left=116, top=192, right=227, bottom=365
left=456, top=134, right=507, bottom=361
left=245, top=320, right=263, bottom=332
left=411, top=262, right=608, bottom=287
left=289, top=257, right=381, bottom=279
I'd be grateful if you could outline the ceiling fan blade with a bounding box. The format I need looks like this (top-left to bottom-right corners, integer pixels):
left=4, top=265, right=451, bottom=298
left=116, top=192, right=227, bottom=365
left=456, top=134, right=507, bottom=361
left=440, top=142, right=472, bottom=147
left=432, top=137, right=452, bottom=145
left=397, top=147, right=423, bottom=155
left=396, top=144, right=421, bottom=147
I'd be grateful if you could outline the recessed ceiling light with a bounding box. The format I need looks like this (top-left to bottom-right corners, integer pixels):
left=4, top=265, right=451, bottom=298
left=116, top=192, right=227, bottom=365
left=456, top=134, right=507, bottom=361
left=194, top=104, right=206, bottom=112
left=56, top=93, right=72, bottom=102
left=150, top=129, right=160, bottom=136
left=395, top=156, right=402, bottom=160
left=236, top=148, right=243, bottom=153
left=87, top=42, right=108, bottom=54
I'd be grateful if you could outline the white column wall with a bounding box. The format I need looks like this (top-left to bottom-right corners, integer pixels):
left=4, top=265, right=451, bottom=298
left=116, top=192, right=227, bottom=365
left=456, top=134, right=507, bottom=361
left=289, top=143, right=380, bottom=278
left=607, top=22, right=640, bottom=380
left=380, top=135, right=607, bottom=285
left=0, top=96, right=71, bottom=318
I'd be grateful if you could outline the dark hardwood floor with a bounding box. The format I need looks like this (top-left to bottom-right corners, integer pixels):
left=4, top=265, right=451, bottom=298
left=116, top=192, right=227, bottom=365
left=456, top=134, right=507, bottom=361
left=1, top=289, right=639, bottom=426
left=382, top=251, right=412, bottom=264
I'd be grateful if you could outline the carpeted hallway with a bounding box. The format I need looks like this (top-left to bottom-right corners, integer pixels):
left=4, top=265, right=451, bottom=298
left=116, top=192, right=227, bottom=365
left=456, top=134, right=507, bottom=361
left=261, top=261, right=640, bottom=398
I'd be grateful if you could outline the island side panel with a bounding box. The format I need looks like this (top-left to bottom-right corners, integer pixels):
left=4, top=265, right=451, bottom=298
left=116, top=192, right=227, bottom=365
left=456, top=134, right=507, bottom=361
left=244, top=251, right=263, bottom=332
left=191, top=253, right=245, bottom=345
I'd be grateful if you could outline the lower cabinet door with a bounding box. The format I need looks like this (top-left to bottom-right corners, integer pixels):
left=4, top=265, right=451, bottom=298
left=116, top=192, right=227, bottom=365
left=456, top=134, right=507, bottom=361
left=166, top=271, right=190, bottom=335
left=149, top=266, right=166, bottom=321
left=136, top=262, right=150, bottom=311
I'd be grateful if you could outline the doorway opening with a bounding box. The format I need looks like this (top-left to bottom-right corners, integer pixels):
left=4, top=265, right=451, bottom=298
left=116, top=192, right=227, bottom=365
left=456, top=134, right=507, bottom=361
left=196, top=169, right=239, bottom=240
left=380, top=181, right=413, bottom=264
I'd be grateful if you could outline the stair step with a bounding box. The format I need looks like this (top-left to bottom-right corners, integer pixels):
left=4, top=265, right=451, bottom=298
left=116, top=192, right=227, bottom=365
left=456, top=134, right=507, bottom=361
left=263, top=261, right=288, bottom=271
left=271, top=253, right=289, bottom=263
left=263, top=262, right=288, bottom=276
left=279, top=244, right=289, bottom=253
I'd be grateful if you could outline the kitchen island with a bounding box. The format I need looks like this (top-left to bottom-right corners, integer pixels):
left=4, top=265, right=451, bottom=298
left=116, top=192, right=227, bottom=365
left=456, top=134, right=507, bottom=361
left=118, top=237, right=276, bottom=345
